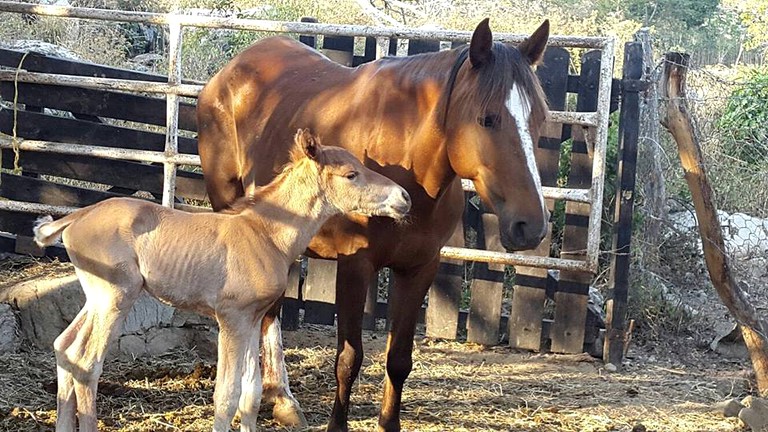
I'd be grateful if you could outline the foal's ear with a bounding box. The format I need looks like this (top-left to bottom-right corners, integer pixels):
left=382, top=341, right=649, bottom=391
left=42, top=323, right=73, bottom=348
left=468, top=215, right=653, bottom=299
left=296, top=128, right=320, bottom=160
left=518, top=20, right=549, bottom=66
left=469, top=18, right=493, bottom=68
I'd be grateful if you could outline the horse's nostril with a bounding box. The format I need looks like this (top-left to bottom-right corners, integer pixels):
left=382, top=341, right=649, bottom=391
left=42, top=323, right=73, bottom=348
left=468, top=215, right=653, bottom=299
left=401, top=190, right=411, bottom=206
left=512, top=221, right=526, bottom=240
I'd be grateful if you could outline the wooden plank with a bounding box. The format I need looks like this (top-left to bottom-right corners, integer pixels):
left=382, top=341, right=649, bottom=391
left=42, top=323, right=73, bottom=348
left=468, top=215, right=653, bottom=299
left=425, top=221, right=465, bottom=340
left=0, top=172, right=122, bottom=236
left=550, top=50, right=601, bottom=354
left=508, top=47, right=569, bottom=351
left=0, top=48, right=180, bottom=84
left=407, top=39, right=440, bottom=55
left=1, top=150, right=206, bottom=201
left=0, top=109, right=198, bottom=154
left=0, top=82, right=198, bottom=131
left=467, top=213, right=505, bottom=345
left=604, top=42, right=643, bottom=365
left=302, top=258, right=337, bottom=326
left=281, top=259, right=303, bottom=331
left=0, top=172, right=124, bottom=207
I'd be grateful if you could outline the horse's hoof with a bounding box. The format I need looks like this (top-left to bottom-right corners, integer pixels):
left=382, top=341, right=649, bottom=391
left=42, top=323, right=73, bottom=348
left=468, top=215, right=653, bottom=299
left=273, top=401, right=308, bottom=428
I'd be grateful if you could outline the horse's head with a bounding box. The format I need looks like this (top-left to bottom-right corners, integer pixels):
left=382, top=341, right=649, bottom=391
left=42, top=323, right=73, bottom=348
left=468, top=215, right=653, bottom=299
left=293, top=129, right=411, bottom=220
left=444, top=19, right=550, bottom=251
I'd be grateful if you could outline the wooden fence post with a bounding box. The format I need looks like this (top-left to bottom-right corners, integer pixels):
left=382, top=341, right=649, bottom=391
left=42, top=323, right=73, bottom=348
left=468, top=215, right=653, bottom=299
left=661, top=52, right=768, bottom=396
left=604, top=41, right=643, bottom=366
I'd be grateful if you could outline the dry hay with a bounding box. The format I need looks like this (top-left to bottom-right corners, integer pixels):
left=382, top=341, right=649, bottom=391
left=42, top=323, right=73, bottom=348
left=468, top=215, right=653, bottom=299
left=0, top=320, right=749, bottom=432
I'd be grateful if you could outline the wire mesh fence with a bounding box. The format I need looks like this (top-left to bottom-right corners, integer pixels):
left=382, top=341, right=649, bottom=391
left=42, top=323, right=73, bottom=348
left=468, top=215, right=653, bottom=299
left=631, top=53, right=768, bottom=343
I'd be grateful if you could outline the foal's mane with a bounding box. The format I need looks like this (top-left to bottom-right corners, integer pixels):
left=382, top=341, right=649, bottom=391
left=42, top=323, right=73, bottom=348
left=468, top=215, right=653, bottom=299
left=222, top=151, right=322, bottom=215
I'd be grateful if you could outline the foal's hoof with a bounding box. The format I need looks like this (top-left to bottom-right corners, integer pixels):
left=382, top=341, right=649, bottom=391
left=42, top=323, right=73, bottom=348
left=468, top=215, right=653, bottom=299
left=273, top=401, right=308, bottom=428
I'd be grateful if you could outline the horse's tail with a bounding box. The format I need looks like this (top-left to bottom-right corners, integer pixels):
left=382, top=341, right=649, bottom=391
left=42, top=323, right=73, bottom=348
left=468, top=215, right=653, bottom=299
left=33, top=208, right=91, bottom=247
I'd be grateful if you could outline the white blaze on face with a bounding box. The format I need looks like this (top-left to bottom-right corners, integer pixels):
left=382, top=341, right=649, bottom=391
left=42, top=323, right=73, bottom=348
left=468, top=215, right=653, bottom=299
left=505, top=83, right=546, bottom=215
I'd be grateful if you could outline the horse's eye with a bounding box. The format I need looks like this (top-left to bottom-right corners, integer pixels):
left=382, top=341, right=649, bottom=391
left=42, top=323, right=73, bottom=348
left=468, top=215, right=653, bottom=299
left=345, top=171, right=359, bottom=180
left=478, top=114, right=500, bottom=129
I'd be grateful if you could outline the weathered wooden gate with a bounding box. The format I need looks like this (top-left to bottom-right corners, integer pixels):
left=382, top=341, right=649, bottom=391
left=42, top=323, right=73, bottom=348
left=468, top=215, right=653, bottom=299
left=0, top=2, right=639, bottom=361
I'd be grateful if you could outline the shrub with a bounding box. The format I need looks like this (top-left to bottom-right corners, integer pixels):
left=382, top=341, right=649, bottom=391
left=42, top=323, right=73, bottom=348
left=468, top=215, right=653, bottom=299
left=718, top=67, right=768, bottom=165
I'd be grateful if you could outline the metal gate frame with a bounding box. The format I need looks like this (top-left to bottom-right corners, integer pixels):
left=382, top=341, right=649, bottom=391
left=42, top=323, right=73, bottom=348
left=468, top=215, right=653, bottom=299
left=0, top=0, right=615, bottom=274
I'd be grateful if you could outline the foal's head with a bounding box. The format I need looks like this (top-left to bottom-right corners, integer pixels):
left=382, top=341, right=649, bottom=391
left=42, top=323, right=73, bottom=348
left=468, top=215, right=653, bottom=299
left=444, top=19, right=550, bottom=251
left=292, top=129, right=411, bottom=219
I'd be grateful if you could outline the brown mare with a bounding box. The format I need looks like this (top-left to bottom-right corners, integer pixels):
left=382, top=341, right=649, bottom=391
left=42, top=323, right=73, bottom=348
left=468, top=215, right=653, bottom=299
left=33, top=129, right=410, bottom=432
left=197, top=19, right=551, bottom=431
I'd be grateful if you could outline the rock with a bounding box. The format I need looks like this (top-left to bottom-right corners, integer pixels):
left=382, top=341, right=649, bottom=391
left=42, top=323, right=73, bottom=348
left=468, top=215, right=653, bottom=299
left=604, top=363, right=618, bottom=372
left=711, top=323, right=749, bottom=359
left=145, top=327, right=192, bottom=356
left=118, top=334, right=147, bottom=358
left=0, top=40, right=79, bottom=60
left=0, top=274, right=84, bottom=348
left=122, top=293, right=175, bottom=334
left=739, top=396, right=768, bottom=431
left=713, top=398, right=745, bottom=418
left=0, top=304, right=20, bottom=353
left=2, top=275, right=217, bottom=358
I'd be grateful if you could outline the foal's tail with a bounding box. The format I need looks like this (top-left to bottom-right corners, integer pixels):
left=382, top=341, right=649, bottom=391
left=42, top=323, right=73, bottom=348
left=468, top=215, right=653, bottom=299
left=33, top=208, right=90, bottom=247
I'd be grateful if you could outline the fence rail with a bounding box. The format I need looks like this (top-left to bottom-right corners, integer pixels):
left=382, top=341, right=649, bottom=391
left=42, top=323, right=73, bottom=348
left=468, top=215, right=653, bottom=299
left=0, top=1, right=615, bottom=274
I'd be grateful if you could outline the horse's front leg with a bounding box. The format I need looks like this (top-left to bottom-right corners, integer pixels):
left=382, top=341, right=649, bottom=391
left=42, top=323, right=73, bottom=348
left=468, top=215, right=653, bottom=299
left=326, top=256, right=376, bottom=432
left=260, top=300, right=307, bottom=427
left=378, top=256, right=440, bottom=432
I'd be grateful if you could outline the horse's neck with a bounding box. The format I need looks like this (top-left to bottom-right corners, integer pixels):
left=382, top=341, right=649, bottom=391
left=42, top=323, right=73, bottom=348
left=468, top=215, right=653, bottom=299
left=240, top=164, right=330, bottom=259
left=368, top=51, right=460, bottom=199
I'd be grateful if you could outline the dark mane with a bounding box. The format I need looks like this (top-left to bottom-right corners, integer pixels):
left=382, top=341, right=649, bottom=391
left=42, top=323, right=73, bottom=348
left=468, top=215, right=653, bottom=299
left=441, top=42, right=548, bottom=129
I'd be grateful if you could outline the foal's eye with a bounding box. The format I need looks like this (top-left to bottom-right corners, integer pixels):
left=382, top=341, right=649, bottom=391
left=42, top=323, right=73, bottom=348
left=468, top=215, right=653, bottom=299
left=345, top=171, right=359, bottom=180
left=478, top=114, right=500, bottom=129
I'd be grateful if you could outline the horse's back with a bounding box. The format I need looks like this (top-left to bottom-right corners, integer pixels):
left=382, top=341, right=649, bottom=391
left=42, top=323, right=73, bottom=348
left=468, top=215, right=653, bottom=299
left=197, top=36, right=353, bottom=209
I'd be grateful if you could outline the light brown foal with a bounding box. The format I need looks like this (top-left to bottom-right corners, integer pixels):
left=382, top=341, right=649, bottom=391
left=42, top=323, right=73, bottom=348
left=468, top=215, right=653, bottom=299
left=33, top=129, right=411, bottom=432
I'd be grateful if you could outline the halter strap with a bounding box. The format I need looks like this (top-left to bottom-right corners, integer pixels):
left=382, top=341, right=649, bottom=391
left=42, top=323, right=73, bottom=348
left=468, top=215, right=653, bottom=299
left=441, top=47, right=470, bottom=130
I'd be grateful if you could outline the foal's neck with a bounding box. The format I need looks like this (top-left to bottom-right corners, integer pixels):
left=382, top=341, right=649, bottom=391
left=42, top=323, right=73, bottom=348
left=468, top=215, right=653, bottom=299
left=240, top=160, right=332, bottom=259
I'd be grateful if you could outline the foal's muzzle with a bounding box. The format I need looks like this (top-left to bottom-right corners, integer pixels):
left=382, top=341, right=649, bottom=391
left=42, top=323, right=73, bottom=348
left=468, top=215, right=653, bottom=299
left=376, top=187, right=411, bottom=220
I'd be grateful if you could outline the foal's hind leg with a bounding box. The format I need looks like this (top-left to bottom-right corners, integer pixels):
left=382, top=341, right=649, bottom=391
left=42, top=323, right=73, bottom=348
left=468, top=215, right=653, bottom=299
left=260, top=305, right=307, bottom=427
left=54, top=307, right=88, bottom=432
left=58, top=266, right=141, bottom=432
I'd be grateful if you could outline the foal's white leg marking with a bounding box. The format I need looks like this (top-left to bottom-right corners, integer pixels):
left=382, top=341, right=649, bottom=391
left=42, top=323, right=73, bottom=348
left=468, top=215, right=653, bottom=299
left=262, top=316, right=307, bottom=426
left=505, top=83, right=546, bottom=216
left=238, top=321, right=263, bottom=432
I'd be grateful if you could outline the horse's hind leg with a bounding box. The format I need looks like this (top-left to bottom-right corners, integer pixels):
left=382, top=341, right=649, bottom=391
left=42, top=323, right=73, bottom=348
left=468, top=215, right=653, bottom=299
left=260, top=305, right=307, bottom=427
left=197, top=103, right=244, bottom=211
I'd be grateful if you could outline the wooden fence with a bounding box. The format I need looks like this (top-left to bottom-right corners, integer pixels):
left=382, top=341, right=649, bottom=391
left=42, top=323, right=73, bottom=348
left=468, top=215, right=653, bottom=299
left=0, top=4, right=641, bottom=359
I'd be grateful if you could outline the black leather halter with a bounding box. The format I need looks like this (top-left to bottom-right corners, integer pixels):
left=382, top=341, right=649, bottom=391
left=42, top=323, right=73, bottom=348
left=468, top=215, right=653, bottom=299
left=441, top=47, right=470, bottom=130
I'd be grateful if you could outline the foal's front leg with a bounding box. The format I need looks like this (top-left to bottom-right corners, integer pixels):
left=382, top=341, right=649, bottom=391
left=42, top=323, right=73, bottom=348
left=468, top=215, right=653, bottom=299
left=238, top=318, right=264, bottom=432
left=213, top=314, right=251, bottom=432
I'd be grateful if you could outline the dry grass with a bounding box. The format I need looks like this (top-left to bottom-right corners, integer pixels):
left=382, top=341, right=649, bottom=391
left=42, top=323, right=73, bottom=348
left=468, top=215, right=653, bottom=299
left=0, top=321, right=749, bottom=432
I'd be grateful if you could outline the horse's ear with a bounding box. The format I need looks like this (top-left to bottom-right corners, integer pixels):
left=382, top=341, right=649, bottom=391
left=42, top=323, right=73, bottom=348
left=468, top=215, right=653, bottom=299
left=469, top=18, right=493, bottom=68
left=295, top=128, right=320, bottom=160
left=518, top=20, right=549, bottom=66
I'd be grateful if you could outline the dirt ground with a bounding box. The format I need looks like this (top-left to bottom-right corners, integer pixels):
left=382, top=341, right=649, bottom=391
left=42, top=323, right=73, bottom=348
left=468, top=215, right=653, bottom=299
left=0, top=257, right=757, bottom=432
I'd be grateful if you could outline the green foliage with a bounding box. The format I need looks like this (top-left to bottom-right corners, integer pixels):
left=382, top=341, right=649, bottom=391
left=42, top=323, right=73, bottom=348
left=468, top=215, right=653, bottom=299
left=616, top=0, right=719, bottom=28
left=718, top=67, right=768, bottom=165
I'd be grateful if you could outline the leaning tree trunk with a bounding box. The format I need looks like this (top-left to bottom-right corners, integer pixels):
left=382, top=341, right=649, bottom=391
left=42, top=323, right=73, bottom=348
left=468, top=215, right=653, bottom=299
left=660, top=52, right=768, bottom=396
